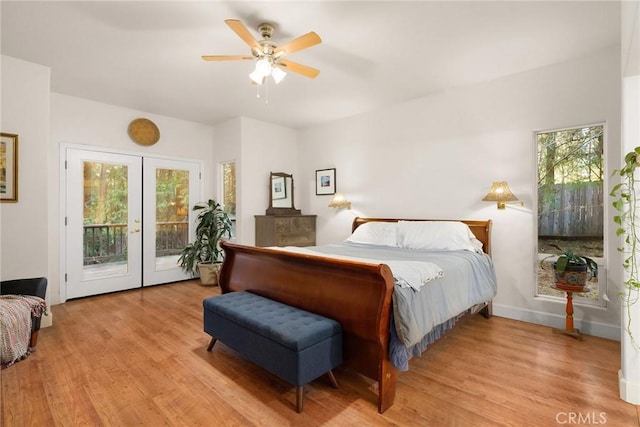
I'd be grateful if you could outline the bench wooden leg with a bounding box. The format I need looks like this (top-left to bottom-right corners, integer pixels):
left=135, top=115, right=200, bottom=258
left=296, top=386, right=303, bottom=413
left=206, top=338, right=217, bottom=351
left=294, top=371, right=336, bottom=413
left=326, top=370, right=338, bottom=388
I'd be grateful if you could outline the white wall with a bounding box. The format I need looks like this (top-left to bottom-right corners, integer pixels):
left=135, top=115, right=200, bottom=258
left=211, top=116, right=299, bottom=246
left=618, top=0, right=640, bottom=405
left=0, top=56, right=51, bottom=286
left=619, top=73, right=640, bottom=405
left=49, top=93, right=215, bottom=305
left=299, top=46, right=622, bottom=339
left=622, top=0, right=640, bottom=79
left=212, top=116, right=242, bottom=240
left=234, top=117, right=299, bottom=245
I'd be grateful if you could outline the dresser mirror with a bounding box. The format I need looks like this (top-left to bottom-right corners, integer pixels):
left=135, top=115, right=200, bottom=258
left=266, top=172, right=301, bottom=215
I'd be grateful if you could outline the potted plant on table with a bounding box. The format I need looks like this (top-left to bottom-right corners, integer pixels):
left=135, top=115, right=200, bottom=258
left=178, top=199, right=233, bottom=285
left=541, top=244, right=598, bottom=291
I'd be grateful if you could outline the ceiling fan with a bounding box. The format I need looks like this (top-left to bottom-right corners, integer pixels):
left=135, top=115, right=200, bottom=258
left=202, top=19, right=322, bottom=85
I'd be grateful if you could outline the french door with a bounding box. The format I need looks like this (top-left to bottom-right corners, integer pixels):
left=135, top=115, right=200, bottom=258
left=64, top=148, right=200, bottom=299
left=142, top=157, right=200, bottom=286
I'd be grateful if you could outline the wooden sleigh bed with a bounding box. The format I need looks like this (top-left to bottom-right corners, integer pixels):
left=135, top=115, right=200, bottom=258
left=218, top=217, right=494, bottom=414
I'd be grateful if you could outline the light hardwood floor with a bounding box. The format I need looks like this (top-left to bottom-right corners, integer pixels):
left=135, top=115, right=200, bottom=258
left=2, top=281, right=639, bottom=426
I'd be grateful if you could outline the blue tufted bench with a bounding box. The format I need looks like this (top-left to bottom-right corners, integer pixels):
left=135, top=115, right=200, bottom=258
left=203, top=291, right=343, bottom=412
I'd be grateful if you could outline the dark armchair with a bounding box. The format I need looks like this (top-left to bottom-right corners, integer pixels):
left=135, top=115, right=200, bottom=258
left=1, top=277, right=48, bottom=347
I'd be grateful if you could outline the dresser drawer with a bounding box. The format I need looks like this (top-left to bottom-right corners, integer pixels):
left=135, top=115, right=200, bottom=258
left=276, top=232, right=315, bottom=247
left=291, top=216, right=315, bottom=232
left=255, top=214, right=317, bottom=247
left=274, top=217, right=291, bottom=233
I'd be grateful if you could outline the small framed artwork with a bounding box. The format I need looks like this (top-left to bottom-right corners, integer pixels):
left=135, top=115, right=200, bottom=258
left=0, top=133, right=18, bottom=203
left=271, top=176, right=287, bottom=200
left=316, top=168, right=336, bottom=195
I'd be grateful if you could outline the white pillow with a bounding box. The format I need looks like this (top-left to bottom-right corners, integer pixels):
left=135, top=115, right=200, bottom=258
left=470, top=237, right=484, bottom=253
left=346, top=222, right=398, bottom=247
left=396, top=220, right=479, bottom=252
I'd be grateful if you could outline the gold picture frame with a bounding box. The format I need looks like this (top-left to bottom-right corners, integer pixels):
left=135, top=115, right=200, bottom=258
left=1, top=133, right=18, bottom=202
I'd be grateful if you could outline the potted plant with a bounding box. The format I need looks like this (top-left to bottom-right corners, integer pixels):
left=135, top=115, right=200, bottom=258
left=541, top=244, right=598, bottom=291
left=178, top=199, right=233, bottom=285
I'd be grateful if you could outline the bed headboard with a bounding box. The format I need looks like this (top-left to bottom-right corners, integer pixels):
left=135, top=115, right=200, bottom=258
left=352, top=217, right=492, bottom=255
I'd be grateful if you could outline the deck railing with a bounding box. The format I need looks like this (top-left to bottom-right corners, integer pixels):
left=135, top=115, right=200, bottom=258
left=156, top=221, right=189, bottom=257
left=83, top=222, right=188, bottom=265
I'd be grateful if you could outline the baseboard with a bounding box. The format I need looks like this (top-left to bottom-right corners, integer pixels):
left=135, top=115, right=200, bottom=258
left=493, top=303, right=620, bottom=341
left=619, top=370, right=640, bottom=404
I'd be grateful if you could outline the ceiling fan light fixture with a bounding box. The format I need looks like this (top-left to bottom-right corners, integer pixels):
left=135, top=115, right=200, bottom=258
left=271, top=67, right=286, bottom=84
left=255, top=57, right=272, bottom=76
left=250, top=57, right=275, bottom=85
left=203, top=19, right=321, bottom=89
left=249, top=69, right=264, bottom=85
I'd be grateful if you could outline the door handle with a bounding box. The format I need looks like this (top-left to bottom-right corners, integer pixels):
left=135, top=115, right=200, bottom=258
left=130, top=228, right=141, bottom=234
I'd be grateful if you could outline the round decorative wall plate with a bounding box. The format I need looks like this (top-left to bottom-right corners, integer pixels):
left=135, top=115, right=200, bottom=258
left=128, top=118, right=160, bottom=146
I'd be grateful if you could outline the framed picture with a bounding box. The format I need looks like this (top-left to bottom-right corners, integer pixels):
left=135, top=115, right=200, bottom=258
left=316, top=168, right=336, bottom=195
left=271, top=176, right=287, bottom=200
left=0, top=133, right=18, bottom=203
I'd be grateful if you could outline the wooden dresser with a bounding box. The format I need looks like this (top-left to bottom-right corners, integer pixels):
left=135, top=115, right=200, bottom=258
left=255, top=215, right=317, bottom=247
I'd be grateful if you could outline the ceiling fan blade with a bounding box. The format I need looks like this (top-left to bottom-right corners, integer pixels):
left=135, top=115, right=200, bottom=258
left=277, top=59, right=320, bottom=79
left=274, top=32, right=321, bottom=56
left=225, top=19, right=260, bottom=50
left=202, top=55, right=252, bottom=61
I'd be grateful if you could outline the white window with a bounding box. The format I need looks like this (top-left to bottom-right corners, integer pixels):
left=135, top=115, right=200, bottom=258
left=221, top=161, right=236, bottom=238
left=536, top=124, right=606, bottom=306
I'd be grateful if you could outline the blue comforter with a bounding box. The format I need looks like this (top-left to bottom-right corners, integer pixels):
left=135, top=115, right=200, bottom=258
left=300, top=243, right=498, bottom=371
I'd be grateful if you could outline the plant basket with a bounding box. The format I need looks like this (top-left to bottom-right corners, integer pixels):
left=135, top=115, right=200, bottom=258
left=554, top=263, right=588, bottom=290
left=198, top=262, right=221, bottom=286
left=178, top=199, right=232, bottom=284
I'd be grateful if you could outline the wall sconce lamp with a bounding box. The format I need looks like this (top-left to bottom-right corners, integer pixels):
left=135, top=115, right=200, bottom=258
left=482, top=181, right=523, bottom=209
left=328, top=193, right=351, bottom=210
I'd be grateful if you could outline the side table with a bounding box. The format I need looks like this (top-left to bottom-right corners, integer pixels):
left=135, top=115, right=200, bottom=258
left=551, top=284, right=590, bottom=340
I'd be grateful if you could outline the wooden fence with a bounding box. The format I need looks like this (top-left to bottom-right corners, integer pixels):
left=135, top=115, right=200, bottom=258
left=538, top=182, right=603, bottom=238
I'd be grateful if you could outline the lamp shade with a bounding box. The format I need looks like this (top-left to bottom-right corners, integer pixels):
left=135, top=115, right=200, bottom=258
left=249, top=70, right=264, bottom=84
left=271, top=67, right=286, bottom=84
left=255, top=58, right=271, bottom=76
left=482, top=181, right=520, bottom=209
left=328, top=193, right=351, bottom=209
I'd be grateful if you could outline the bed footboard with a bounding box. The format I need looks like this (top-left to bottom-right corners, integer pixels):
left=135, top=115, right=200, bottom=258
left=218, top=241, right=397, bottom=413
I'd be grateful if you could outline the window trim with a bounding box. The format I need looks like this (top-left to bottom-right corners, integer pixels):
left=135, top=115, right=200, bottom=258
left=219, top=160, right=237, bottom=240
left=534, top=122, right=608, bottom=308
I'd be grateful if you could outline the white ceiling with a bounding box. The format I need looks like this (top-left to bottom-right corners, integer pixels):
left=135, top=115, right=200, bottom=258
left=1, top=1, right=621, bottom=129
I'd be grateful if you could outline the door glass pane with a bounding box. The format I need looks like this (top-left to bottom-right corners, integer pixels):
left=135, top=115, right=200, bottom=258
left=82, top=161, right=129, bottom=279
left=155, top=168, right=189, bottom=270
